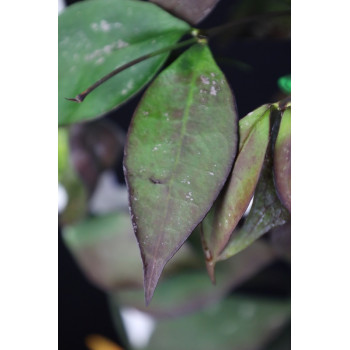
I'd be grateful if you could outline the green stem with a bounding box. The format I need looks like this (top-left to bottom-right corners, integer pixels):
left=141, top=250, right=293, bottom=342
left=66, top=37, right=198, bottom=103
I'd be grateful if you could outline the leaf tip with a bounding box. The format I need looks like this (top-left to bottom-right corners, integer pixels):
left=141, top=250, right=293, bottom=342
left=205, top=259, right=216, bottom=285
left=143, top=258, right=165, bottom=306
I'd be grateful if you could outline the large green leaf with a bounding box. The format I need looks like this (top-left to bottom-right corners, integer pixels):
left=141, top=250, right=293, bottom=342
left=143, top=296, right=290, bottom=350
left=273, top=106, right=291, bottom=212
left=218, top=133, right=290, bottom=261
left=201, top=105, right=271, bottom=281
left=150, top=0, right=221, bottom=25
left=124, top=44, right=238, bottom=304
left=58, top=0, right=190, bottom=126
left=113, top=240, right=275, bottom=318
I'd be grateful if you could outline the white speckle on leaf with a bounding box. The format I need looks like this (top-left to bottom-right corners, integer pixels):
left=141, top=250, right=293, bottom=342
left=200, top=75, right=210, bottom=85
left=100, top=19, right=111, bottom=32
left=209, top=172, right=214, bottom=176
left=127, top=80, right=134, bottom=89
left=121, top=89, right=128, bottom=95
left=117, top=39, right=129, bottom=48
left=90, top=22, right=98, bottom=31
left=95, top=57, right=105, bottom=65
left=210, top=86, right=217, bottom=96
left=210, top=72, right=215, bottom=77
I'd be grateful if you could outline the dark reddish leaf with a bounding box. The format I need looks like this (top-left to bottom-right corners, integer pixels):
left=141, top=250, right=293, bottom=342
left=124, top=44, right=238, bottom=304
left=274, top=106, right=291, bottom=212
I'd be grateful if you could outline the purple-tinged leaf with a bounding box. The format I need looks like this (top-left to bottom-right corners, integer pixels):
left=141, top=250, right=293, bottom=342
left=150, top=0, right=221, bottom=25
left=201, top=105, right=271, bottom=282
left=274, top=106, right=291, bottom=212
left=218, top=137, right=290, bottom=262
left=124, top=44, right=238, bottom=304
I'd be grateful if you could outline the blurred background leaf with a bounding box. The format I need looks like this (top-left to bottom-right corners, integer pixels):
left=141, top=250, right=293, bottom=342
left=111, top=240, right=276, bottom=318
left=141, top=295, right=290, bottom=350
left=277, top=75, right=291, bottom=94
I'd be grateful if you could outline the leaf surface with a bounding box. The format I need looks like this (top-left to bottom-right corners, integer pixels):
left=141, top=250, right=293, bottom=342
left=58, top=0, right=190, bottom=126
left=201, top=105, right=271, bottom=281
left=124, top=44, right=238, bottom=304
left=150, top=0, right=221, bottom=25
left=274, top=106, right=291, bottom=212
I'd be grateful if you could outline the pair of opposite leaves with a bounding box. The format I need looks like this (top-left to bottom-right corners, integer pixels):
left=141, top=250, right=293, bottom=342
left=124, top=43, right=291, bottom=304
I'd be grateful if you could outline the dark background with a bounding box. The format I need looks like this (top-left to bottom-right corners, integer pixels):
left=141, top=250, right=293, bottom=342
left=59, top=0, right=291, bottom=349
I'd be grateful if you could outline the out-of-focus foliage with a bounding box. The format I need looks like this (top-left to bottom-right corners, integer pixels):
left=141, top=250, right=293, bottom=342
left=58, top=127, right=88, bottom=225
left=278, top=75, right=291, bottom=94
left=112, top=241, right=275, bottom=318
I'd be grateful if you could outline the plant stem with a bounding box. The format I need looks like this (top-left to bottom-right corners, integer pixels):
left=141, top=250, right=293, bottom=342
left=204, top=10, right=290, bottom=38
left=66, top=37, right=198, bottom=103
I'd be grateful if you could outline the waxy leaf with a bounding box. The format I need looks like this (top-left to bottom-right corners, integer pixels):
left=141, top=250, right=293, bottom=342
left=124, top=44, right=238, bottom=304
left=58, top=0, right=190, bottom=126
left=143, top=296, right=290, bottom=350
left=150, top=0, right=221, bottom=25
left=113, top=241, right=275, bottom=318
left=274, top=107, right=291, bottom=212
left=218, top=141, right=290, bottom=262
left=201, top=105, right=271, bottom=281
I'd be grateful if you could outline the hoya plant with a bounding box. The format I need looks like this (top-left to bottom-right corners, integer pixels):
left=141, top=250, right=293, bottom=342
left=58, top=0, right=291, bottom=349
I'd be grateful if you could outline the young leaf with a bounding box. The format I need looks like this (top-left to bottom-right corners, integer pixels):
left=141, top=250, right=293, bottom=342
left=274, top=106, right=291, bottom=212
left=58, top=0, right=190, bottom=126
left=124, top=44, right=238, bottom=304
left=201, top=105, right=271, bottom=282
left=150, top=0, right=221, bottom=25
left=218, top=139, right=290, bottom=262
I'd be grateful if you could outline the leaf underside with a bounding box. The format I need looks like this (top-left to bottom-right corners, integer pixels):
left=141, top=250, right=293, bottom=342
left=201, top=105, right=271, bottom=281
left=124, top=44, right=238, bottom=304
left=58, top=0, right=190, bottom=126
left=274, top=106, right=291, bottom=212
